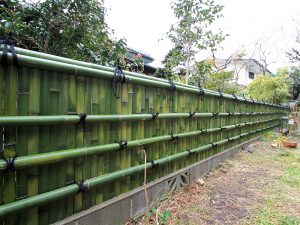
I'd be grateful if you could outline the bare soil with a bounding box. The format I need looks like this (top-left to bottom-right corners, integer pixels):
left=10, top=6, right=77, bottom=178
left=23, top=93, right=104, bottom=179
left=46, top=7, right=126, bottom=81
left=132, top=134, right=300, bottom=225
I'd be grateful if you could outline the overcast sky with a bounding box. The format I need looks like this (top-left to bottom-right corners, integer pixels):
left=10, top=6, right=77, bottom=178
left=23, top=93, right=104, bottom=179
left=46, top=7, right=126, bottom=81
left=105, top=0, right=300, bottom=73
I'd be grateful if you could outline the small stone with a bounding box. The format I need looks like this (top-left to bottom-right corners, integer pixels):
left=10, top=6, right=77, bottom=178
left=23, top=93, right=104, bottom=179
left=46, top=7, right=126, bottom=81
left=246, top=144, right=254, bottom=153
left=197, top=178, right=205, bottom=185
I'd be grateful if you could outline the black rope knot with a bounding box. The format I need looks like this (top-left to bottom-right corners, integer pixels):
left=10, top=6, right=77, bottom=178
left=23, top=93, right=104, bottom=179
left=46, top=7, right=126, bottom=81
left=170, top=133, right=179, bottom=142
left=188, top=112, right=196, bottom=118
left=201, top=129, right=207, bottom=134
left=187, top=149, right=195, bottom=156
left=4, top=156, right=16, bottom=172
left=198, top=85, right=205, bottom=96
left=149, top=159, right=158, bottom=169
left=76, top=180, right=87, bottom=194
left=212, top=112, right=219, bottom=117
left=76, top=113, right=87, bottom=125
left=211, top=143, right=218, bottom=148
left=149, top=112, right=159, bottom=121
left=118, top=140, right=127, bottom=151
left=112, top=66, right=125, bottom=99
left=232, top=93, right=238, bottom=101
left=0, top=32, right=18, bottom=67
left=168, top=77, right=176, bottom=92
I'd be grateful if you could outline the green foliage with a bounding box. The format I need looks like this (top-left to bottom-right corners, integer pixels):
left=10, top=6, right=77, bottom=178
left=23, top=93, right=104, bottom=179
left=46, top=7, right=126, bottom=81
left=167, top=0, right=226, bottom=83
left=246, top=74, right=291, bottom=104
left=0, top=0, right=127, bottom=66
left=279, top=216, right=300, bottom=225
left=147, top=208, right=171, bottom=224
left=188, top=60, right=243, bottom=94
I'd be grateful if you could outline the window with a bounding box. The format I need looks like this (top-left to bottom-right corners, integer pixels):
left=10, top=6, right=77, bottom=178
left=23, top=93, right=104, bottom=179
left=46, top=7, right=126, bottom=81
left=249, top=72, right=255, bottom=79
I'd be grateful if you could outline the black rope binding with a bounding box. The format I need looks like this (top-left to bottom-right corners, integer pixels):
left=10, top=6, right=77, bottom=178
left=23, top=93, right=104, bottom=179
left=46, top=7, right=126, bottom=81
left=201, top=129, right=207, bottom=134
left=76, top=180, right=87, bottom=194
left=188, top=112, right=196, bottom=119
left=198, top=84, right=205, bottom=100
left=149, top=112, right=159, bottom=121
left=149, top=159, right=158, bottom=169
left=0, top=32, right=18, bottom=67
left=76, top=113, right=87, bottom=125
left=112, top=65, right=125, bottom=99
left=212, top=112, right=219, bottom=117
left=118, top=140, right=127, bottom=151
left=218, top=88, right=223, bottom=105
left=4, top=156, right=16, bottom=172
left=232, top=93, right=238, bottom=101
left=211, top=143, right=218, bottom=148
left=187, top=149, right=195, bottom=156
left=170, top=133, right=179, bottom=142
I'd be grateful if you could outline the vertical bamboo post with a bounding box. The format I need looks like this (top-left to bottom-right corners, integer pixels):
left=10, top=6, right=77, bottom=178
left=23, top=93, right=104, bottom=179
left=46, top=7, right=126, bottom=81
left=16, top=66, right=29, bottom=224
left=3, top=65, right=17, bottom=225
left=83, top=77, right=92, bottom=209
left=74, top=75, right=85, bottom=212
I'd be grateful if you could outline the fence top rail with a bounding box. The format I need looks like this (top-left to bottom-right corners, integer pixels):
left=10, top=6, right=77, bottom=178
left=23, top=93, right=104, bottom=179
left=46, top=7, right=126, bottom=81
left=1, top=48, right=288, bottom=109
left=0, top=111, right=285, bottom=126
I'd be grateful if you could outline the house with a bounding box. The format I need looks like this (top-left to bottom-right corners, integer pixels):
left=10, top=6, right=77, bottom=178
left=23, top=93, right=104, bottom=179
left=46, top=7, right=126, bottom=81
left=214, top=58, right=272, bottom=86
left=126, top=48, right=156, bottom=75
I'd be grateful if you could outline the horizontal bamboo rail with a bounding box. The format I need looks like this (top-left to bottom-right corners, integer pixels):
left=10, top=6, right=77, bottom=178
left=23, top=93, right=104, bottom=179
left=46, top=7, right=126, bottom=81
left=1, top=51, right=287, bottom=109
left=1, top=46, right=284, bottom=106
left=0, top=118, right=278, bottom=171
left=0, top=123, right=278, bottom=217
left=0, top=112, right=284, bottom=126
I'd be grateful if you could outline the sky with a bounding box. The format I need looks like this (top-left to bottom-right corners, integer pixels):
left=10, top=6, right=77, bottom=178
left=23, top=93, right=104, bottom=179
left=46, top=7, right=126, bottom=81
left=105, top=0, right=300, bottom=73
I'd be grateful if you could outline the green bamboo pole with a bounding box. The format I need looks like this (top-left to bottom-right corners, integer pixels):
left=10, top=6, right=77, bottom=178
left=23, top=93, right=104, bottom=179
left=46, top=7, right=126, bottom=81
left=95, top=79, right=104, bottom=204
left=0, top=65, right=4, bottom=224
left=38, top=70, right=51, bottom=224
left=82, top=77, right=92, bottom=210
left=0, top=112, right=285, bottom=126
left=0, top=123, right=279, bottom=218
left=48, top=71, right=61, bottom=223
left=90, top=78, right=99, bottom=207
left=3, top=65, right=18, bottom=225
left=1, top=51, right=287, bottom=109
left=65, top=74, right=76, bottom=218
left=74, top=75, right=85, bottom=212
left=27, top=68, right=40, bottom=225
left=16, top=66, right=29, bottom=224
left=100, top=80, right=111, bottom=201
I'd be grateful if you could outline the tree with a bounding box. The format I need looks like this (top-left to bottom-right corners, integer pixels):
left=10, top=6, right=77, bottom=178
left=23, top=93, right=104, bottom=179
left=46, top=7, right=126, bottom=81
left=0, top=0, right=127, bottom=67
left=246, top=74, right=290, bottom=104
left=167, top=0, right=225, bottom=84
left=188, top=59, right=243, bottom=94
left=287, top=21, right=300, bottom=62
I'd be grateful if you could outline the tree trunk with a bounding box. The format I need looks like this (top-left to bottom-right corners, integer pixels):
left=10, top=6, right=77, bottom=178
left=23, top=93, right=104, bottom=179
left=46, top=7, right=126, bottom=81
left=186, top=58, right=190, bottom=84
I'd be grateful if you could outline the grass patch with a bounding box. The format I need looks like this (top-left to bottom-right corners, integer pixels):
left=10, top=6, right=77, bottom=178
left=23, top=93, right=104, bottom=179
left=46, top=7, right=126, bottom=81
left=245, top=199, right=300, bottom=225
left=280, top=165, right=300, bottom=187
left=280, top=216, right=300, bottom=225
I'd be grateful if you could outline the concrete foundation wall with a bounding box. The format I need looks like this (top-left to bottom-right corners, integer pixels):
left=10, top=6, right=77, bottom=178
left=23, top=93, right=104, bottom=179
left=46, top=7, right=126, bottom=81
left=55, top=137, right=259, bottom=225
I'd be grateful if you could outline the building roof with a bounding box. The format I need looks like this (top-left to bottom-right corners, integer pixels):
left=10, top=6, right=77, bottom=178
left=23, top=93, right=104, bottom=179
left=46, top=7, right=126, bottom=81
left=126, top=48, right=154, bottom=64
left=215, top=58, right=273, bottom=75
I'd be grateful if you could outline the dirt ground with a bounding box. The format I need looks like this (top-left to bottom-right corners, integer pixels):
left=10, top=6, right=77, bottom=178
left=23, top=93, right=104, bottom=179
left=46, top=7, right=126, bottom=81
left=132, top=133, right=300, bottom=225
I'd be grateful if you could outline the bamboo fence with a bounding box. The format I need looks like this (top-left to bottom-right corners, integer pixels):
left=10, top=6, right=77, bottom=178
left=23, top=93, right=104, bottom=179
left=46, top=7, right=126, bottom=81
left=0, top=48, right=288, bottom=225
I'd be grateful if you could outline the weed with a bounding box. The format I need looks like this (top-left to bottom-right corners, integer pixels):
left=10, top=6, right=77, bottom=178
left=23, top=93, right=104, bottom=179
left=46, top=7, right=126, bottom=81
left=280, top=216, right=300, bottom=225
left=280, top=165, right=300, bottom=187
